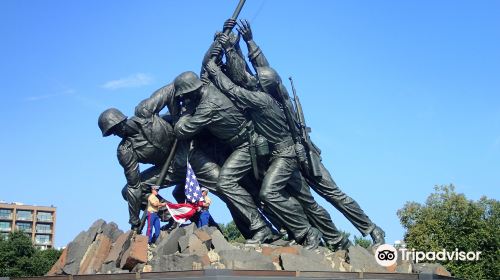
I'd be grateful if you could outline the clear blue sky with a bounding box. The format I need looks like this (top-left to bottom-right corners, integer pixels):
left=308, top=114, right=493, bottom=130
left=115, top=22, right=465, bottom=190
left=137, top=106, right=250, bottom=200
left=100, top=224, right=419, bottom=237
left=0, top=0, right=498, bottom=248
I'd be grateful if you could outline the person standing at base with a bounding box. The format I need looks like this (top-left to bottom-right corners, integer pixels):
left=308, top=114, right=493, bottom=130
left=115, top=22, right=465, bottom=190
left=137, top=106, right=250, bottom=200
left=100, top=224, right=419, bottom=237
left=147, top=185, right=166, bottom=247
left=196, top=187, right=214, bottom=228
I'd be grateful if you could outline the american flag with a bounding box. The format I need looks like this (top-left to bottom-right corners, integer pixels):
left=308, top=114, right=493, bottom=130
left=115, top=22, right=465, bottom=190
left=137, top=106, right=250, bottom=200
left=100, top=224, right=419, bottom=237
left=184, top=162, right=204, bottom=204
left=164, top=162, right=204, bottom=223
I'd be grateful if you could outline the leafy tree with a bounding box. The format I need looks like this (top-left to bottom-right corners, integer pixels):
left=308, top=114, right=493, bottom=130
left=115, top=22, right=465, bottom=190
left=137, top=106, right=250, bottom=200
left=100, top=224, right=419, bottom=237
left=353, top=235, right=372, bottom=249
left=397, top=184, right=499, bottom=279
left=30, top=248, right=63, bottom=276
left=0, top=231, right=62, bottom=277
left=0, top=231, right=35, bottom=277
left=339, top=230, right=350, bottom=241
left=219, top=221, right=245, bottom=243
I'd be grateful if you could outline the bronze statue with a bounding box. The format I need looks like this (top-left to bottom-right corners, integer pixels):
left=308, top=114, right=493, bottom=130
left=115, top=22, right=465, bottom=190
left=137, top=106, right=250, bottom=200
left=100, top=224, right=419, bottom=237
left=204, top=59, right=324, bottom=249
left=98, top=1, right=386, bottom=251
left=172, top=71, right=278, bottom=245
left=219, top=19, right=386, bottom=248
left=98, top=84, right=249, bottom=237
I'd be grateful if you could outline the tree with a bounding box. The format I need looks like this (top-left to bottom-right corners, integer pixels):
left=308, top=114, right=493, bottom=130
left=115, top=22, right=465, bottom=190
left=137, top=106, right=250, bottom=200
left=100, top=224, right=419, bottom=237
left=219, top=221, right=245, bottom=243
left=397, top=184, right=499, bottom=279
left=30, top=248, right=63, bottom=276
left=0, top=231, right=62, bottom=277
left=353, top=235, right=372, bottom=249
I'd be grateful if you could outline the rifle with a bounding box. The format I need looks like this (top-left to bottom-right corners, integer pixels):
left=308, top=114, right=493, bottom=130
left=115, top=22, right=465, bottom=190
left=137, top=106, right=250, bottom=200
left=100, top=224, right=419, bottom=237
left=289, top=77, right=323, bottom=178
left=275, top=83, right=310, bottom=176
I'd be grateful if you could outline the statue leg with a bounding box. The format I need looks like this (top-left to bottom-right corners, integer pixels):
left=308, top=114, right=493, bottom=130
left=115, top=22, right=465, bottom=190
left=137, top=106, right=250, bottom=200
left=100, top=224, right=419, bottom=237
left=129, top=166, right=172, bottom=230
left=248, top=159, right=287, bottom=235
left=259, top=156, right=311, bottom=243
left=306, top=162, right=376, bottom=236
left=287, top=170, right=349, bottom=249
left=194, top=147, right=254, bottom=238
left=125, top=184, right=143, bottom=230
left=177, top=146, right=255, bottom=239
left=217, top=143, right=269, bottom=234
left=172, top=184, right=186, bottom=203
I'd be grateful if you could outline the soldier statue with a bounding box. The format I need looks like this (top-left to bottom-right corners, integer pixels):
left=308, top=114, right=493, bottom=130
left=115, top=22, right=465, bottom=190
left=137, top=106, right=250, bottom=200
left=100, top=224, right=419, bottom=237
left=98, top=84, right=247, bottom=235
left=218, top=18, right=386, bottom=248
left=98, top=1, right=387, bottom=251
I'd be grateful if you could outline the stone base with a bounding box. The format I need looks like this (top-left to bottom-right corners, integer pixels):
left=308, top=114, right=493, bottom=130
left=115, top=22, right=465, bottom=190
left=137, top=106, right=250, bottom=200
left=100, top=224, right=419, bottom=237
left=46, top=220, right=454, bottom=279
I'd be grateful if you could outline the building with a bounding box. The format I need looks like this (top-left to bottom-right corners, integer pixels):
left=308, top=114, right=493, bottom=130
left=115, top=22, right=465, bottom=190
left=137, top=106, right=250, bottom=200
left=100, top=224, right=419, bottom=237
left=0, top=201, right=56, bottom=249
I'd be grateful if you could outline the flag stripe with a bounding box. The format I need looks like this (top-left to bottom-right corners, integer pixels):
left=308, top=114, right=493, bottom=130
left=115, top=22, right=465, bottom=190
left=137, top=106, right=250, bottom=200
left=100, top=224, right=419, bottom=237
left=166, top=202, right=197, bottom=223
left=163, top=161, right=202, bottom=223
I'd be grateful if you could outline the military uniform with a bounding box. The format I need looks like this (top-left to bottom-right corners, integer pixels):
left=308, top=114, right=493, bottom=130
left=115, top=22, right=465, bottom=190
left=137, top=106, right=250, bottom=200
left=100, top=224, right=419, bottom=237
left=241, top=32, right=381, bottom=240
left=174, top=82, right=270, bottom=235
left=206, top=63, right=323, bottom=245
left=214, top=33, right=345, bottom=246
left=108, top=84, right=240, bottom=232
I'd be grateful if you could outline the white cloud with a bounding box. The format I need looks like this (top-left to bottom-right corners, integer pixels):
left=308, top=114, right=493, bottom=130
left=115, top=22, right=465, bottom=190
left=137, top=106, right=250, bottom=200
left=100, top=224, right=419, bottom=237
left=24, top=89, right=76, bottom=102
left=101, top=73, right=154, bottom=90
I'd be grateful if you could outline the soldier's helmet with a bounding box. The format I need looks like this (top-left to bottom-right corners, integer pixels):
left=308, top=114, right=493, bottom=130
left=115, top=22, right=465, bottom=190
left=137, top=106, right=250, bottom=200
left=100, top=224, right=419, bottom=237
left=256, top=66, right=282, bottom=95
left=174, top=71, right=203, bottom=98
left=98, top=108, right=127, bottom=137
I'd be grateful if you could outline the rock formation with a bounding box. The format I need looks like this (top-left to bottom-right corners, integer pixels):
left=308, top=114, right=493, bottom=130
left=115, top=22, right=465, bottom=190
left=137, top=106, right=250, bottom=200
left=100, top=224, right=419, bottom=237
left=48, top=220, right=451, bottom=276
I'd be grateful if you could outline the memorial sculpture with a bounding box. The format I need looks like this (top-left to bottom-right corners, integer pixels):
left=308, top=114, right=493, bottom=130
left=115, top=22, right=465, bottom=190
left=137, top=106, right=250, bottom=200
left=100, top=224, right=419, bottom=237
left=218, top=18, right=386, bottom=248
left=98, top=0, right=385, bottom=251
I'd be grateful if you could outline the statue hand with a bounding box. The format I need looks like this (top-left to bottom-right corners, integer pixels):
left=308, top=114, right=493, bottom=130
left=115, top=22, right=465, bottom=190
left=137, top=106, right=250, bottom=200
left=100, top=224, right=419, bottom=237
left=236, top=19, right=252, bottom=42
left=205, top=59, right=219, bottom=76
left=213, top=31, right=221, bottom=41
left=200, top=72, right=211, bottom=85
left=217, top=33, right=231, bottom=50
left=223, top=18, right=237, bottom=31
left=294, top=143, right=307, bottom=163
left=210, top=42, right=223, bottom=57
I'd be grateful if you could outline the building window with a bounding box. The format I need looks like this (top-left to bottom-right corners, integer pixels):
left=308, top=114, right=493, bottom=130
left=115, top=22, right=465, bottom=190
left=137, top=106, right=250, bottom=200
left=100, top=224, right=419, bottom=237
left=37, top=212, right=53, bottom=222
left=0, top=222, right=11, bottom=231
left=16, top=210, right=33, bottom=221
left=35, top=234, right=50, bottom=245
left=16, top=222, right=32, bottom=232
left=0, top=232, right=8, bottom=240
left=36, top=224, right=51, bottom=234
left=0, top=209, right=12, bottom=219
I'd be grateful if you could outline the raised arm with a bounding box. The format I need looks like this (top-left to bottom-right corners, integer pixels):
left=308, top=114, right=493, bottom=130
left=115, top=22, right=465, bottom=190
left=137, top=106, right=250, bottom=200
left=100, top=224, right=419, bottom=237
left=205, top=59, right=268, bottom=111
left=237, top=19, right=270, bottom=70
left=174, top=101, right=214, bottom=140
left=217, top=30, right=257, bottom=90
left=135, top=83, right=177, bottom=119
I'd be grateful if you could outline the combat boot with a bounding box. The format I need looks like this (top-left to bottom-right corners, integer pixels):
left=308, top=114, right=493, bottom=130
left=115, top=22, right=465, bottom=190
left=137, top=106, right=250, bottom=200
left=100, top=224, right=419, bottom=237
left=270, top=228, right=287, bottom=241
left=168, top=222, right=178, bottom=233
left=246, top=226, right=273, bottom=245
left=370, top=225, right=386, bottom=248
left=303, top=227, right=323, bottom=250
left=131, top=225, right=140, bottom=234
left=326, top=236, right=352, bottom=251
